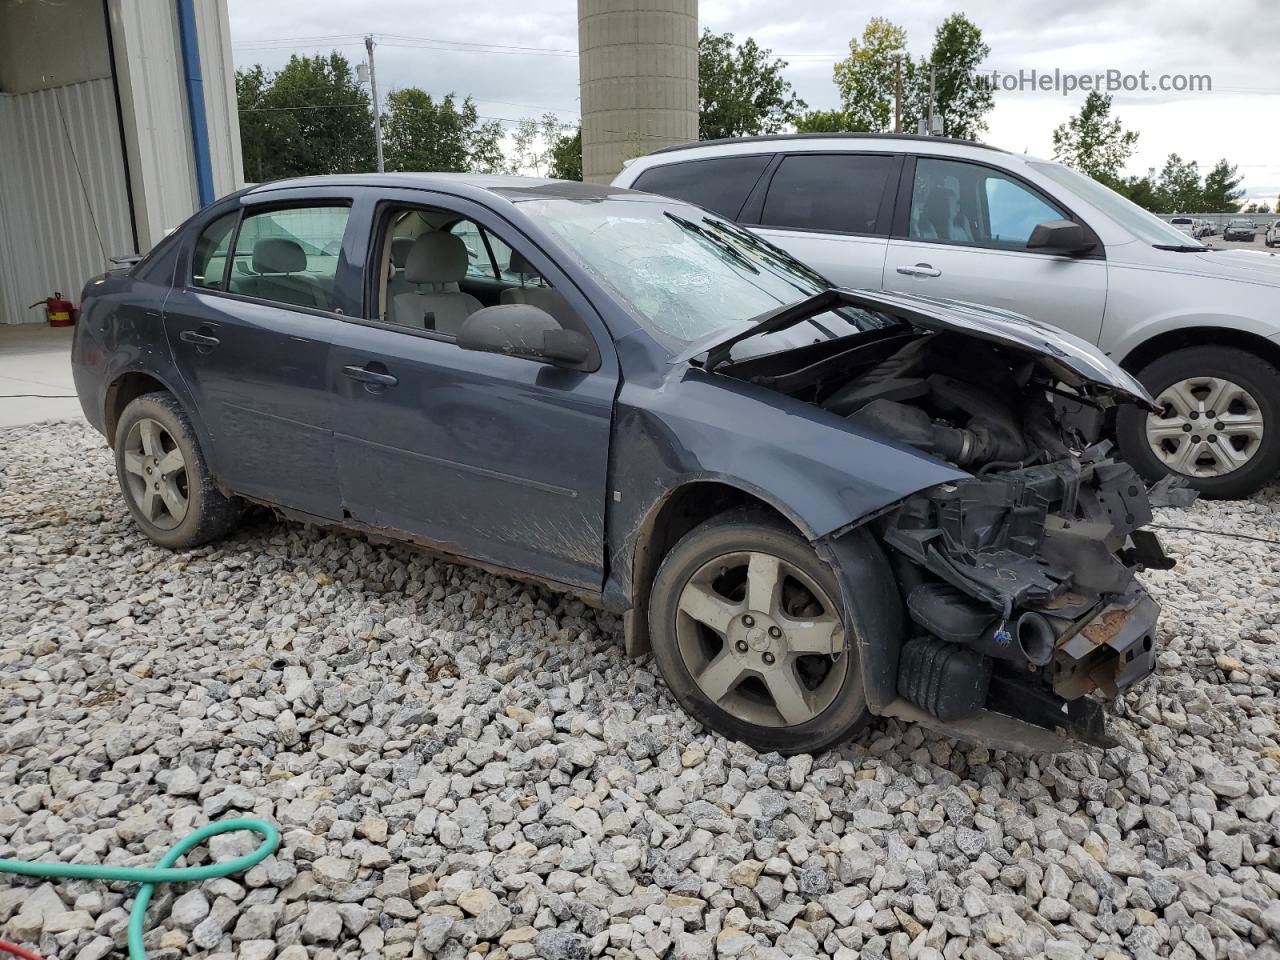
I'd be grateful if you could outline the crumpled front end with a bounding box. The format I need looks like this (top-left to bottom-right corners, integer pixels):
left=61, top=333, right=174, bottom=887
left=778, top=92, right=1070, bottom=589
left=879, top=446, right=1169, bottom=749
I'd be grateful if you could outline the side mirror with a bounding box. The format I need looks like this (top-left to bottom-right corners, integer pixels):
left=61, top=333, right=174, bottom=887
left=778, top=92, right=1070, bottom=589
left=1026, top=219, right=1095, bottom=254
left=457, top=304, right=592, bottom=368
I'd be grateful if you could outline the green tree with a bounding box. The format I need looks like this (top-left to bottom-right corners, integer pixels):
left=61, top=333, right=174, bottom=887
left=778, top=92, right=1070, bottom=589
left=1051, top=92, right=1138, bottom=183
left=509, top=113, right=575, bottom=176
left=793, top=109, right=866, bottom=133
left=236, top=53, right=375, bottom=182
left=1201, top=159, right=1245, bottom=213
left=549, top=128, right=582, bottom=181
left=833, top=18, right=913, bottom=133
left=698, top=29, right=806, bottom=140
left=1156, top=153, right=1202, bottom=212
left=1259, top=202, right=1273, bottom=214
left=381, top=90, right=503, bottom=173
left=922, top=14, right=993, bottom=139
left=1113, top=174, right=1165, bottom=212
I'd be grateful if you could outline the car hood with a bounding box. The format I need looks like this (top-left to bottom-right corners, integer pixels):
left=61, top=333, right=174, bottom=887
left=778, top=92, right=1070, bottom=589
left=1186, top=248, right=1280, bottom=285
left=671, top=288, right=1158, bottom=410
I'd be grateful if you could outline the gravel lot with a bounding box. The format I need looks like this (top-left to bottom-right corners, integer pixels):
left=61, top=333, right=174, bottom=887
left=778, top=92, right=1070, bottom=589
left=2, top=420, right=1279, bottom=960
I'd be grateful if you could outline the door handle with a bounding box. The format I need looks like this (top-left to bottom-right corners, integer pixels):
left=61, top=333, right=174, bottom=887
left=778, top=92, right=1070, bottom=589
left=896, top=263, right=942, bottom=278
left=179, top=329, right=220, bottom=348
left=343, top=364, right=398, bottom=387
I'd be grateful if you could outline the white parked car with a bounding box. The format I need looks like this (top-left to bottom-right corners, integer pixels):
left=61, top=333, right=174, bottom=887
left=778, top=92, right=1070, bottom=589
left=1170, top=216, right=1197, bottom=238
left=616, top=134, right=1280, bottom=497
left=1266, top=221, right=1280, bottom=248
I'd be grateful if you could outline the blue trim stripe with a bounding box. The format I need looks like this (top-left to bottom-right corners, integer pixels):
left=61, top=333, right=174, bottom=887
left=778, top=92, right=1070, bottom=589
left=175, top=0, right=215, bottom=207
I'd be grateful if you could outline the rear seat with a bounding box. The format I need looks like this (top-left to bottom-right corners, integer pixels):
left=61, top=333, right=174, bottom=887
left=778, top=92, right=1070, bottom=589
left=231, top=238, right=328, bottom=310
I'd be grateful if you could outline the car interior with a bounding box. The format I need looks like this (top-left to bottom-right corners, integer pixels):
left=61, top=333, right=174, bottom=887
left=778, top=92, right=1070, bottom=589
left=374, top=208, right=580, bottom=338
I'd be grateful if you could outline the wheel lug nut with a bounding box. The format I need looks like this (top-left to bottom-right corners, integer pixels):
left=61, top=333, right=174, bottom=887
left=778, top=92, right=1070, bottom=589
left=768, top=626, right=781, bottom=638
left=1192, top=435, right=1201, bottom=443
left=1190, top=412, right=1199, bottom=420
left=743, top=615, right=754, bottom=627
left=1182, top=424, right=1192, bottom=432
left=1215, top=422, right=1224, bottom=430
left=762, top=652, right=775, bottom=665
left=735, top=641, right=748, bottom=653
left=1209, top=434, right=1218, bottom=442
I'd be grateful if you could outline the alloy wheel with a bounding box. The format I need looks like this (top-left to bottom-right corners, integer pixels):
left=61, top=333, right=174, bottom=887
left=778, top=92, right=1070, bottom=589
left=674, top=550, right=846, bottom=727
left=122, top=417, right=190, bottom=530
left=1145, top=376, right=1265, bottom=478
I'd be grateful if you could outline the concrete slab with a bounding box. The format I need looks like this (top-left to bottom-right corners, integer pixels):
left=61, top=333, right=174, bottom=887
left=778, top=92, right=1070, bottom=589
left=0, top=323, right=83, bottom=428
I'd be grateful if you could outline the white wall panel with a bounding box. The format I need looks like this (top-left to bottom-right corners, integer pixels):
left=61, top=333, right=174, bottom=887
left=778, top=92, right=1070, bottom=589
left=0, top=80, right=133, bottom=324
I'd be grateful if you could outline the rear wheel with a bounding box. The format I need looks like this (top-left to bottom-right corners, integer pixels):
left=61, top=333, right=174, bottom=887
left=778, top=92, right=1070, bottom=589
left=648, top=512, right=871, bottom=755
left=114, top=392, right=240, bottom=547
left=1116, top=346, right=1280, bottom=499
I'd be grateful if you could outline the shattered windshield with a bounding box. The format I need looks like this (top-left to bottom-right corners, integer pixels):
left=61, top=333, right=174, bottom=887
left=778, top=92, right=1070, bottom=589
left=519, top=197, right=895, bottom=353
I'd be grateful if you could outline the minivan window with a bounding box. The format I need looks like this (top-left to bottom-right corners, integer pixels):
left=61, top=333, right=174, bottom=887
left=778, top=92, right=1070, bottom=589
left=760, top=154, right=895, bottom=235
left=1029, top=160, right=1203, bottom=248
left=227, top=206, right=350, bottom=311
left=632, top=155, right=771, bottom=220
left=909, top=158, right=1066, bottom=250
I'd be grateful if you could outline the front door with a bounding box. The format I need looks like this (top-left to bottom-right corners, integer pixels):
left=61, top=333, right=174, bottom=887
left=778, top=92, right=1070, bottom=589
left=330, top=198, right=618, bottom=590
left=883, top=156, right=1108, bottom=345
left=163, top=200, right=355, bottom=517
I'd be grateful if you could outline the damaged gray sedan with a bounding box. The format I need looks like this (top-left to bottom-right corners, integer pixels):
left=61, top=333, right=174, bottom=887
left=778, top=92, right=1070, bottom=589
left=71, top=175, right=1172, bottom=755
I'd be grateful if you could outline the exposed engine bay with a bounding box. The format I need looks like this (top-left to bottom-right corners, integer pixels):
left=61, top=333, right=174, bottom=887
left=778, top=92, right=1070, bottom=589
left=717, top=316, right=1179, bottom=750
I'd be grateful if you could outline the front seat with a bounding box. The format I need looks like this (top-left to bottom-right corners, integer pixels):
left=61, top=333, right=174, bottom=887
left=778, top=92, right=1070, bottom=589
left=499, top=251, right=572, bottom=326
left=393, top=232, right=482, bottom=335
left=385, top=236, right=415, bottom=307
left=234, top=238, right=326, bottom=309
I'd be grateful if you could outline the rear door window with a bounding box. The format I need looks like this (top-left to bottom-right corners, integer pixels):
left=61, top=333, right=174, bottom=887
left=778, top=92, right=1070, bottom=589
left=190, top=212, right=238, bottom=289
left=759, top=153, right=896, bottom=235
left=632, top=155, right=771, bottom=219
left=227, top=206, right=351, bottom=311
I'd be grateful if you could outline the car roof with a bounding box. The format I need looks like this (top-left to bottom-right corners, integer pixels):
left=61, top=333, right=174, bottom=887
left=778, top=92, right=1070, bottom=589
left=242, top=172, right=637, bottom=204
left=648, top=132, right=1011, bottom=156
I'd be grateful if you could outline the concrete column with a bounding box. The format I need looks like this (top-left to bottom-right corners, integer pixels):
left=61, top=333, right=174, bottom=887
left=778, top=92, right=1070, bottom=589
left=578, top=0, right=698, bottom=185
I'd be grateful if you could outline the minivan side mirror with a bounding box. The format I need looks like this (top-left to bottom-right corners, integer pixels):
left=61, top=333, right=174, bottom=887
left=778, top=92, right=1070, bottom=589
left=1026, top=219, right=1096, bottom=254
left=457, top=304, right=592, bottom=369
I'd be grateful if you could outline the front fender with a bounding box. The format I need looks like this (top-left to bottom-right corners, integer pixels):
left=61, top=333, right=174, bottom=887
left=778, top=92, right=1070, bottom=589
left=603, top=366, right=966, bottom=651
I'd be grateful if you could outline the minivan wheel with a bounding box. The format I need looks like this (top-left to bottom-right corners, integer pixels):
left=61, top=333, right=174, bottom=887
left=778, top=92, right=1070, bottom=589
left=1116, top=346, right=1280, bottom=499
left=648, top=512, right=870, bottom=755
left=114, top=392, right=241, bottom=548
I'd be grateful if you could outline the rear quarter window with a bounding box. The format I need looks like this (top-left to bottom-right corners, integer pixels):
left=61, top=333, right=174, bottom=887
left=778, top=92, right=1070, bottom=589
left=631, top=155, right=771, bottom=220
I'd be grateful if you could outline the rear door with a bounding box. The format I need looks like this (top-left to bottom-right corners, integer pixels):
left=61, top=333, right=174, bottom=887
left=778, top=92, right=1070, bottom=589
left=163, top=191, right=357, bottom=517
left=328, top=190, right=619, bottom=591
left=740, top=152, right=901, bottom=289
left=883, top=156, right=1108, bottom=344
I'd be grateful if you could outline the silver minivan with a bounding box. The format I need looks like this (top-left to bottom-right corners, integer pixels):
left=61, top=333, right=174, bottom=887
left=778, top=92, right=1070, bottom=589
left=614, top=134, right=1280, bottom=498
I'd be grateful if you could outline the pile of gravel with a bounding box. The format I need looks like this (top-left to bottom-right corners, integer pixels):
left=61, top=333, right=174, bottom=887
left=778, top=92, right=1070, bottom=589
left=1, top=419, right=1278, bottom=960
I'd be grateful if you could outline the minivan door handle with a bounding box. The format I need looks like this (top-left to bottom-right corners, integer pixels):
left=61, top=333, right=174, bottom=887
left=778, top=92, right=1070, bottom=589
left=896, top=263, right=942, bottom=278
left=343, top=364, right=398, bottom=387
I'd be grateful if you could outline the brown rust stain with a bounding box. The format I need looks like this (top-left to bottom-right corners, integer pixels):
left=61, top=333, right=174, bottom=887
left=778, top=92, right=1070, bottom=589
left=1081, top=608, right=1129, bottom=647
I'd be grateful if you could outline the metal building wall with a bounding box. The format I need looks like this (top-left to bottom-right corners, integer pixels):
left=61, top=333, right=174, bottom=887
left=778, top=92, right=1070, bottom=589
left=578, top=0, right=698, bottom=184
left=0, top=80, right=134, bottom=324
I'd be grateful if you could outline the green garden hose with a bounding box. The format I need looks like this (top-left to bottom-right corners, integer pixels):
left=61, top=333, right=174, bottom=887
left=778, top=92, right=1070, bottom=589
left=0, top=818, right=279, bottom=960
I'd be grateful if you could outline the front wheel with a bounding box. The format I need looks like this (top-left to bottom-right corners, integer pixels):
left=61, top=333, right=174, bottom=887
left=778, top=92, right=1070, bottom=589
left=1116, top=346, right=1280, bottom=499
left=114, top=392, right=241, bottom=548
left=648, top=512, right=871, bottom=755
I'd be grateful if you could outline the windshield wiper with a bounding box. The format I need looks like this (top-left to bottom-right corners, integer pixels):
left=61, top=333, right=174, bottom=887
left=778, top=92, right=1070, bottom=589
left=664, top=212, right=760, bottom=273
left=1152, top=243, right=1209, bottom=252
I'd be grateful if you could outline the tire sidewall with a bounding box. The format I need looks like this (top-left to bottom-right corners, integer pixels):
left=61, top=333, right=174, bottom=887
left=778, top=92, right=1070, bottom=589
left=1116, top=347, right=1280, bottom=499
left=114, top=393, right=218, bottom=548
left=648, top=517, right=869, bottom=755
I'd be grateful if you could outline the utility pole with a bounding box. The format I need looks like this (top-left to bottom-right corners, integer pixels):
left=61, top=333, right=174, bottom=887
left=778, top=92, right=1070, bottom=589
left=894, top=56, right=902, bottom=134
left=927, top=66, right=936, bottom=135
left=365, top=34, right=384, bottom=173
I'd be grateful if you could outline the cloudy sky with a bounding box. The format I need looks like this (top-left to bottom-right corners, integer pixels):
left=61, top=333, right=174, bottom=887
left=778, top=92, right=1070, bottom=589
left=227, top=0, right=1280, bottom=203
